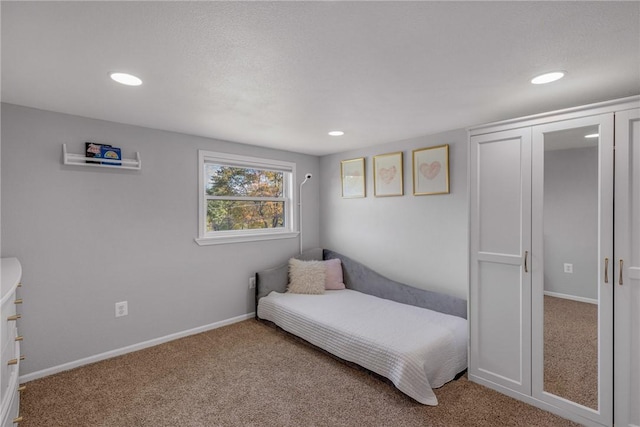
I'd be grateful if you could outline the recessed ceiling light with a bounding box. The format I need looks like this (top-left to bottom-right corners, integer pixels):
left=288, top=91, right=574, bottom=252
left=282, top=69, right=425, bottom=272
left=328, top=131, right=344, bottom=136
left=109, top=72, right=142, bottom=86
left=531, top=71, right=565, bottom=85
left=584, top=133, right=599, bottom=139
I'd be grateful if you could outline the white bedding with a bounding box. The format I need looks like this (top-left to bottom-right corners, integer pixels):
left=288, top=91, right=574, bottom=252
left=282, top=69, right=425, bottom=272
left=257, top=289, right=468, bottom=405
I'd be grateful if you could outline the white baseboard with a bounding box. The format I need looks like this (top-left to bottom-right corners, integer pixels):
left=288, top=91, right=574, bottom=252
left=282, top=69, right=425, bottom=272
left=20, top=312, right=255, bottom=383
left=543, top=291, right=597, bottom=305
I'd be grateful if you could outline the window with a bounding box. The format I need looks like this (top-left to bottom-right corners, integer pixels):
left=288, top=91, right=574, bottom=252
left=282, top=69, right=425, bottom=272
left=196, top=150, right=298, bottom=245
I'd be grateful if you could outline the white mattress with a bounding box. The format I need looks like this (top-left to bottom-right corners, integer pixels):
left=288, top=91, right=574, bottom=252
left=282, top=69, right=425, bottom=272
left=257, top=289, right=468, bottom=405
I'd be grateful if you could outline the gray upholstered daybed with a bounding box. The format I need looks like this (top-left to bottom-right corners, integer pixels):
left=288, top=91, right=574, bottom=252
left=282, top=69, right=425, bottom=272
left=255, top=248, right=468, bottom=406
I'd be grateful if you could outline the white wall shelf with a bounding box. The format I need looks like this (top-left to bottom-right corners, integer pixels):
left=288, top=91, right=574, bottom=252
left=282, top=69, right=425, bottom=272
left=62, top=144, right=141, bottom=170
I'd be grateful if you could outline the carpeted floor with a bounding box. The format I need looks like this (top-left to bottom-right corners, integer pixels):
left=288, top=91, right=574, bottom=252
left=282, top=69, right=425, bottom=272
left=544, top=295, right=598, bottom=409
left=20, top=319, right=580, bottom=427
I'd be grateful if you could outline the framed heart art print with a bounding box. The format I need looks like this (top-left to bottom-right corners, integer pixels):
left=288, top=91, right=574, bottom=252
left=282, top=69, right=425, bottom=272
left=373, top=152, right=403, bottom=197
left=412, top=144, right=450, bottom=195
left=340, top=157, right=366, bottom=198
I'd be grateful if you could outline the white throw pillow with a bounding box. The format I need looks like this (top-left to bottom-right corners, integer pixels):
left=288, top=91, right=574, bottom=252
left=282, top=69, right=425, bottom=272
left=287, top=258, right=326, bottom=294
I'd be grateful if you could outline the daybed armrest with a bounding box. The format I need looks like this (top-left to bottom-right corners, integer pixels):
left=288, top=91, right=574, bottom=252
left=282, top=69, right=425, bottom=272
left=324, top=249, right=467, bottom=319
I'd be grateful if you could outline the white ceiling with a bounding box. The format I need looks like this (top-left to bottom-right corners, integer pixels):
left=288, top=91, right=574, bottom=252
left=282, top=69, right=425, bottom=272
left=2, top=1, right=639, bottom=156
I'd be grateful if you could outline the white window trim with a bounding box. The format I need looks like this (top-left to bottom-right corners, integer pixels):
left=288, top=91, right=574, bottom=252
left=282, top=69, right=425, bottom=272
left=195, top=150, right=299, bottom=246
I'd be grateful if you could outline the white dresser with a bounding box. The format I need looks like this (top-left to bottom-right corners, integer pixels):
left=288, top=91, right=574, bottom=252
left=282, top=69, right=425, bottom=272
left=0, top=258, right=23, bottom=426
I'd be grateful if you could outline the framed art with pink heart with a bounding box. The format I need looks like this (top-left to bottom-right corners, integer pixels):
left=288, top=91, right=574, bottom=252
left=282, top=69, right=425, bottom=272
left=373, top=152, right=403, bottom=197
left=412, top=144, right=450, bottom=195
left=340, top=157, right=366, bottom=198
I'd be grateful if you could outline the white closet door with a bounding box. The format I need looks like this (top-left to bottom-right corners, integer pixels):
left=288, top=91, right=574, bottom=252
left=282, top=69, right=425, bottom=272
left=614, top=107, right=640, bottom=427
left=469, top=128, right=532, bottom=394
left=531, top=114, right=614, bottom=426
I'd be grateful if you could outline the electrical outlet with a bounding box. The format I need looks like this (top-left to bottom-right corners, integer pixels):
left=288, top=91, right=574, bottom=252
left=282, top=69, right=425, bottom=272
left=115, top=301, right=128, bottom=317
left=249, top=277, right=256, bottom=289
left=564, top=263, right=573, bottom=274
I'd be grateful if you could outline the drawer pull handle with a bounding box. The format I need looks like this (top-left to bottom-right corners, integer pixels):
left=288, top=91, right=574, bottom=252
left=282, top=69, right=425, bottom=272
left=15, top=336, right=23, bottom=342
left=7, top=314, right=21, bottom=321
left=18, top=385, right=26, bottom=392
left=8, top=355, right=25, bottom=365
left=17, top=283, right=22, bottom=288
left=13, top=416, right=22, bottom=423
left=14, top=299, right=23, bottom=304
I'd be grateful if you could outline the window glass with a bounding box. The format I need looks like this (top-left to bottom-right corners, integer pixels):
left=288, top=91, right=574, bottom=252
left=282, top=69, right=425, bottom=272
left=205, top=165, right=283, bottom=198
left=206, top=200, right=285, bottom=231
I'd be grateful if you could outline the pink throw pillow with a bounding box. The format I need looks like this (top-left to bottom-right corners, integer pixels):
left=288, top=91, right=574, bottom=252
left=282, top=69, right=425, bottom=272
left=324, top=258, right=345, bottom=290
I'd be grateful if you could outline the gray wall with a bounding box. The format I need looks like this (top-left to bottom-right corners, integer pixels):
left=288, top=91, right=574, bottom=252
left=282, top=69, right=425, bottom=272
left=543, top=146, right=598, bottom=301
left=1, top=103, right=320, bottom=375
left=319, top=129, right=468, bottom=299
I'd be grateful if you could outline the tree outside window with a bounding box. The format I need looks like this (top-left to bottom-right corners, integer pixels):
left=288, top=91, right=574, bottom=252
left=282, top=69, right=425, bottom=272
left=205, top=165, right=285, bottom=231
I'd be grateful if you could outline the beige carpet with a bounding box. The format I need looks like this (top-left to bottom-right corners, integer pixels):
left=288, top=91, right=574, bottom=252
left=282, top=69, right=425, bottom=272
left=544, top=295, right=598, bottom=409
left=20, top=319, right=579, bottom=427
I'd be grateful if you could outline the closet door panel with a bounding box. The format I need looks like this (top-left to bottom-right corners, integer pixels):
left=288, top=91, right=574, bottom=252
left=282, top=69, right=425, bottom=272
left=614, top=107, right=640, bottom=427
left=478, top=139, right=525, bottom=255
left=477, top=262, right=524, bottom=381
left=470, top=129, right=531, bottom=394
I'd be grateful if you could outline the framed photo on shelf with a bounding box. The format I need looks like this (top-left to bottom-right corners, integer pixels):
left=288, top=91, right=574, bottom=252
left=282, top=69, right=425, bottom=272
left=412, top=144, right=450, bottom=195
left=373, top=152, right=403, bottom=197
left=340, top=157, right=366, bottom=198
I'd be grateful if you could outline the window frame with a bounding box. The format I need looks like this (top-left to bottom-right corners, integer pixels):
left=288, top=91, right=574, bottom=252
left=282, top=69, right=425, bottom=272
left=195, top=150, right=298, bottom=246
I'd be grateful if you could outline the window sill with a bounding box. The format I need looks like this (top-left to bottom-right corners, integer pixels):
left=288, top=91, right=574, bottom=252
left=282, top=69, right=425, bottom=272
left=194, top=231, right=299, bottom=246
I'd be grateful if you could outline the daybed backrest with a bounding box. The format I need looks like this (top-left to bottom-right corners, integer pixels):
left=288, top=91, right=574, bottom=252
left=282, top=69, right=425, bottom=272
left=255, top=248, right=467, bottom=320
left=324, top=249, right=467, bottom=320
left=255, top=248, right=323, bottom=301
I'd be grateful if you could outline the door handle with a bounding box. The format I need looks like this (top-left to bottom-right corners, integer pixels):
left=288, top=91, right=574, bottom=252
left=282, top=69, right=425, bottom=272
left=524, top=251, right=528, bottom=273
left=604, top=257, right=609, bottom=284
left=619, top=259, right=624, bottom=285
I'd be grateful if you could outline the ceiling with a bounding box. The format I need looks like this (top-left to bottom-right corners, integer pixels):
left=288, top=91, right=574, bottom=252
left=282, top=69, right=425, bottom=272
left=2, top=1, right=639, bottom=156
